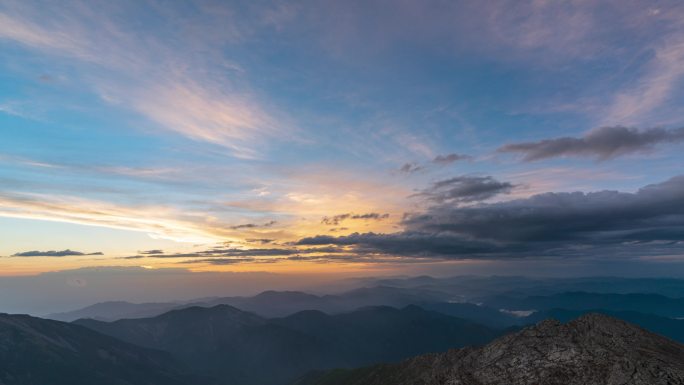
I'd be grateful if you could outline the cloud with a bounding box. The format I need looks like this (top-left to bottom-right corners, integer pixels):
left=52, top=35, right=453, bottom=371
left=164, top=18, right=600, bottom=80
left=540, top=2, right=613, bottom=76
left=284, top=253, right=435, bottom=264
left=321, top=214, right=350, bottom=225
left=321, top=212, right=390, bottom=226
left=12, top=249, right=103, bottom=257
left=398, top=154, right=471, bottom=176
left=602, top=32, right=684, bottom=125
left=405, top=175, right=684, bottom=244
left=132, top=81, right=282, bottom=158
left=0, top=192, right=222, bottom=243
left=179, top=258, right=257, bottom=265
left=432, top=153, right=471, bottom=165
left=130, top=246, right=344, bottom=260
left=398, top=163, right=423, bottom=174
left=229, top=220, right=277, bottom=230
left=297, top=232, right=498, bottom=257
left=351, top=213, right=390, bottom=220
left=298, top=175, right=684, bottom=259
left=139, top=249, right=164, bottom=255
left=245, top=238, right=275, bottom=244
left=118, top=255, right=145, bottom=260
left=499, top=126, right=684, bottom=161
left=414, top=176, right=514, bottom=204
left=0, top=1, right=290, bottom=157
left=205, top=247, right=296, bottom=257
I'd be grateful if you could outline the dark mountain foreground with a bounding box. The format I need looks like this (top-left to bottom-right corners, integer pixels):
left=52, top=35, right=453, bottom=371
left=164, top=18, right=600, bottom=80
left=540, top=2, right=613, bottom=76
left=0, top=313, right=197, bottom=385
left=296, top=313, right=684, bottom=385
left=75, top=304, right=500, bottom=385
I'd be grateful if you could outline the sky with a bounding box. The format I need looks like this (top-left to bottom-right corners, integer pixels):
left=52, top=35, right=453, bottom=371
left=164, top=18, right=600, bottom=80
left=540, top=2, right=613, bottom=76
left=2, top=0, right=684, bottom=284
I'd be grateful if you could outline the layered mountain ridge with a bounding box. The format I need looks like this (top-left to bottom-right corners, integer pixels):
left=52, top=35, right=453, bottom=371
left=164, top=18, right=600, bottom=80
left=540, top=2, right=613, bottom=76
left=75, top=304, right=500, bottom=385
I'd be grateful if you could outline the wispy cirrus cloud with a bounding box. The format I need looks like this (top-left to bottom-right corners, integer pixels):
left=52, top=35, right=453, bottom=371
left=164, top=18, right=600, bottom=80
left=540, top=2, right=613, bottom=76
left=0, top=0, right=290, bottom=157
left=499, top=126, right=684, bottom=161
left=602, top=32, right=684, bottom=126
left=0, top=192, right=223, bottom=243
left=126, top=80, right=286, bottom=159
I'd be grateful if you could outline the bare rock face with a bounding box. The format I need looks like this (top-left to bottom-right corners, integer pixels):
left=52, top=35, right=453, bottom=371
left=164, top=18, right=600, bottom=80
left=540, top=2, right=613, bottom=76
left=299, top=313, right=684, bottom=385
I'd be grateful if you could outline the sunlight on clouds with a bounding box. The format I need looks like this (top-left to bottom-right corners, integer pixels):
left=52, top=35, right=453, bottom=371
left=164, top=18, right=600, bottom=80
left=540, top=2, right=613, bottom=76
left=0, top=192, right=222, bottom=244
left=2, top=0, right=684, bottom=277
left=0, top=12, right=91, bottom=59
left=603, top=34, right=684, bottom=126
left=133, top=81, right=281, bottom=159
left=0, top=1, right=290, bottom=157
left=0, top=165, right=412, bottom=255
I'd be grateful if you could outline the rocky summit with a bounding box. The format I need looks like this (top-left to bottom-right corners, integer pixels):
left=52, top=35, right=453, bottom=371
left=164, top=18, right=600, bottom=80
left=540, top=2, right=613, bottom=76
left=297, top=313, right=684, bottom=385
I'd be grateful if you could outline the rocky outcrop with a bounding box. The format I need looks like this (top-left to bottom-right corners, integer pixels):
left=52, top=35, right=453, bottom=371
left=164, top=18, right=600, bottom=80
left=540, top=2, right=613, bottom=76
left=298, top=313, right=684, bottom=385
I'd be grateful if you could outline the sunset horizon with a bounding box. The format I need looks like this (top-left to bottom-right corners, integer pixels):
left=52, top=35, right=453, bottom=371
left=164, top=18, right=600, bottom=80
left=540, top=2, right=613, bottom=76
left=2, top=3, right=684, bottom=384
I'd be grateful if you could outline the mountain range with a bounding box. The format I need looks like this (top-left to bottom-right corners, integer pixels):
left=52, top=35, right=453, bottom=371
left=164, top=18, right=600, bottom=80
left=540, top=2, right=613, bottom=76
left=6, top=278, right=684, bottom=385
left=48, top=286, right=454, bottom=322
left=74, top=304, right=500, bottom=385
left=48, top=275, right=684, bottom=324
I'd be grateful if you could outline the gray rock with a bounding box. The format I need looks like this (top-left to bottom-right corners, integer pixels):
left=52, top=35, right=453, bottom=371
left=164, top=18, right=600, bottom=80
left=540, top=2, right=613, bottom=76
left=299, top=313, right=684, bottom=385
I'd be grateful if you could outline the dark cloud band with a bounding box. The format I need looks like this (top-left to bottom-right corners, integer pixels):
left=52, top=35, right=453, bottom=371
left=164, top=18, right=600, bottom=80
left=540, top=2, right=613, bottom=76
left=299, top=175, right=684, bottom=260
left=498, top=126, right=684, bottom=161
left=12, top=249, right=103, bottom=257
left=414, top=176, right=514, bottom=204
left=321, top=212, right=390, bottom=226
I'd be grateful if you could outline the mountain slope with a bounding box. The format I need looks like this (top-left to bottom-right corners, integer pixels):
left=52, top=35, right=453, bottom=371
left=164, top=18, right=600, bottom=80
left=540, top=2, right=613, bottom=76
left=76, top=304, right=500, bottom=385
left=296, top=314, right=684, bottom=385
left=272, top=305, right=500, bottom=366
left=0, top=313, right=197, bottom=385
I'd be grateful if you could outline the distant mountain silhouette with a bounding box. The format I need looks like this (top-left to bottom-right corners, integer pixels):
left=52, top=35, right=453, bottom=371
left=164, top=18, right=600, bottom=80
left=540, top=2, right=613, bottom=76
left=484, top=291, right=684, bottom=318
left=417, top=301, right=519, bottom=329
left=296, top=314, right=684, bottom=385
left=0, top=313, right=198, bottom=385
left=48, top=278, right=684, bottom=323
left=47, top=300, right=188, bottom=322
left=75, top=304, right=500, bottom=385
left=52, top=285, right=453, bottom=321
